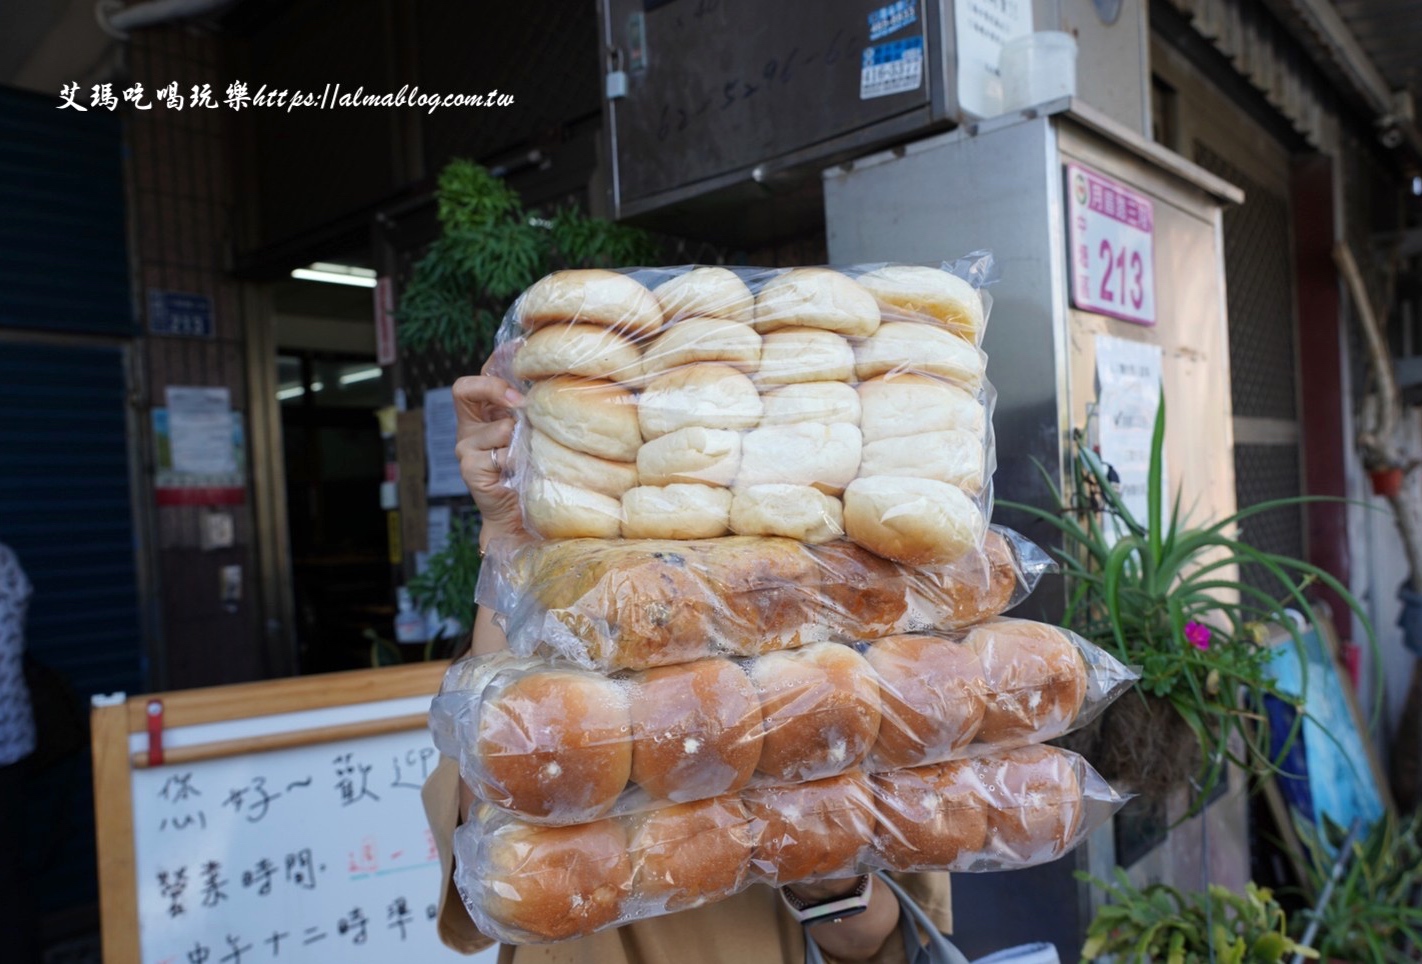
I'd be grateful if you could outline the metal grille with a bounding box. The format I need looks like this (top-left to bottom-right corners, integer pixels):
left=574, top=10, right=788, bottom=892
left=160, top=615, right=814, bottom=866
left=1233, top=443, right=1306, bottom=595
left=1193, top=141, right=1297, bottom=421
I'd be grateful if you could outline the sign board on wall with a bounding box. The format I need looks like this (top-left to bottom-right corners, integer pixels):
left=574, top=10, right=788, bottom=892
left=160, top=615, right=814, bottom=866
left=148, top=290, right=215, bottom=338
left=954, top=0, right=1033, bottom=117
left=1067, top=163, right=1158, bottom=326
left=375, top=278, right=398, bottom=368
left=153, top=387, right=246, bottom=506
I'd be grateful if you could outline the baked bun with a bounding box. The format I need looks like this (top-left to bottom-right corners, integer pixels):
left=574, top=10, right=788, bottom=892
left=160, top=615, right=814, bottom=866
left=753, top=268, right=880, bottom=337
left=812, top=542, right=910, bottom=640
left=872, top=760, right=989, bottom=870
left=737, top=423, right=862, bottom=495
left=517, top=269, right=663, bottom=337
left=474, top=670, right=632, bottom=821
left=477, top=818, right=632, bottom=941
left=641, top=316, right=761, bottom=376
left=530, top=429, right=639, bottom=499
left=967, top=620, right=1089, bottom=744
left=729, top=485, right=844, bottom=544
left=843, top=476, right=985, bottom=565
left=853, top=321, right=986, bottom=387
left=704, top=539, right=827, bottom=660
left=857, top=373, right=984, bottom=444
left=525, top=375, right=642, bottom=461
left=752, top=643, right=881, bottom=782
left=756, top=328, right=855, bottom=385
left=745, top=772, right=876, bottom=882
left=621, top=484, right=731, bottom=539
left=637, top=427, right=742, bottom=487
left=759, top=381, right=862, bottom=426
left=914, top=529, right=1022, bottom=631
left=856, top=266, right=985, bottom=343
left=977, top=746, right=1083, bottom=864
left=525, top=478, right=623, bottom=539
left=513, top=323, right=643, bottom=383
left=638, top=363, right=762, bottom=438
left=629, top=797, right=755, bottom=910
left=630, top=659, right=763, bottom=801
left=859, top=430, right=986, bottom=492
left=654, top=266, right=754, bottom=325
left=866, top=635, right=987, bottom=769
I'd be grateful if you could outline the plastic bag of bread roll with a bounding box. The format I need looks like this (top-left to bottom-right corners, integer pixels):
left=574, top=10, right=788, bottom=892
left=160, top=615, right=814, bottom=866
left=491, top=259, right=1000, bottom=564
left=475, top=526, right=1052, bottom=672
left=429, top=622, right=1134, bottom=825
left=449, top=745, right=1122, bottom=944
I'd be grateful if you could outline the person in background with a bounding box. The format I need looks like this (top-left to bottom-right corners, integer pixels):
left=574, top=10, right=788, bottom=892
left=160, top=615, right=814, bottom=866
left=0, top=542, right=42, bottom=964
left=419, top=372, right=956, bottom=964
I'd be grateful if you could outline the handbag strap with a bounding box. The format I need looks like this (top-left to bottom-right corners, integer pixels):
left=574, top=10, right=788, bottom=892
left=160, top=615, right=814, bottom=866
left=804, top=873, right=971, bottom=964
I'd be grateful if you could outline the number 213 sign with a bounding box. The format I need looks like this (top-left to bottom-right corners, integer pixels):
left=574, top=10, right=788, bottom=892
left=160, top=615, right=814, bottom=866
left=1067, top=163, right=1156, bottom=326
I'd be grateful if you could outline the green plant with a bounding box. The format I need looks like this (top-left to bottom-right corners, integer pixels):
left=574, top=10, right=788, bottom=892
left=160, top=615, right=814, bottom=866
left=398, top=159, right=659, bottom=357
left=1001, top=395, right=1374, bottom=812
left=1081, top=870, right=1317, bottom=962
left=407, top=512, right=483, bottom=643
left=1290, top=813, right=1422, bottom=961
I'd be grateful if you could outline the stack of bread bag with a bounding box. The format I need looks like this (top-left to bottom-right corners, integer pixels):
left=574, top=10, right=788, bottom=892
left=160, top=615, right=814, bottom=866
left=429, top=259, right=1133, bottom=944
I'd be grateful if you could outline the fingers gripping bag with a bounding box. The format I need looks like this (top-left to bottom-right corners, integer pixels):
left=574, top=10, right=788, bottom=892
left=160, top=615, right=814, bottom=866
left=450, top=745, right=1126, bottom=944
left=428, top=619, right=1136, bottom=824
left=488, top=257, right=999, bottom=566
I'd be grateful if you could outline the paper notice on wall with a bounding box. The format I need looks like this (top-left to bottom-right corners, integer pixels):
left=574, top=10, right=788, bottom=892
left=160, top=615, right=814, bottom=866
left=954, top=0, right=1033, bottom=117
left=1095, top=335, right=1163, bottom=526
left=166, top=386, right=237, bottom=475
left=422, top=387, right=465, bottom=499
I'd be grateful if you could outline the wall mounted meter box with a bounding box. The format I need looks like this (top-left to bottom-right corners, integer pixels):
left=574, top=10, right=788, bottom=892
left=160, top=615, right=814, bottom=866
left=597, top=0, right=1148, bottom=237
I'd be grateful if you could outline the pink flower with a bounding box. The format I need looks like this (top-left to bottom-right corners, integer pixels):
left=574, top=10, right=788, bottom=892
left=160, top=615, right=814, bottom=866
left=1185, top=621, right=1211, bottom=650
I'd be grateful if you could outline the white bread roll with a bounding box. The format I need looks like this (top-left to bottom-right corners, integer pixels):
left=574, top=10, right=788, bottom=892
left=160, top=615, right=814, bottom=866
left=529, top=429, right=639, bottom=499
left=843, top=476, right=985, bottom=565
left=637, top=427, right=742, bottom=487
left=525, top=376, right=642, bottom=461
left=756, top=328, right=855, bottom=386
left=621, top=484, right=732, bottom=539
left=759, top=382, right=862, bottom=427
left=729, top=484, right=844, bottom=543
left=857, top=373, right=985, bottom=443
left=513, top=323, right=644, bottom=384
left=859, top=430, right=986, bottom=492
left=638, top=363, right=763, bottom=439
left=653, top=267, right=754, bottom=324
left=737, top=422, right=862, bottom=495
left=753, top=268, right=880, bottom=337
left=516, top=269, right=663, bottom=337
left=641, top=317, right=761, bottom=376
left=853, top=321, right=986, bottom=387
left=525, top=477, right=623, bottom=539
left=856, top=266, right=986, bottom=343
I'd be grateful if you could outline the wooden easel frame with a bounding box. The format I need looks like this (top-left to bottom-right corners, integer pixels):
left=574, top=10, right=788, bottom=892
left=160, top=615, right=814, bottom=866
left=91, top=661, right=447, bottom=964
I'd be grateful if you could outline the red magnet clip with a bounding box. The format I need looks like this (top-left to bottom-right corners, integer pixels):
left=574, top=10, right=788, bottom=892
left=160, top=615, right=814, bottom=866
left=146, top=699, right=165, bottom=766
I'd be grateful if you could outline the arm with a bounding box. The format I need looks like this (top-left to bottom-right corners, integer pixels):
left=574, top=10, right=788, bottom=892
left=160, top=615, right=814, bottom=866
left=785, top=877, right=902, bottom=962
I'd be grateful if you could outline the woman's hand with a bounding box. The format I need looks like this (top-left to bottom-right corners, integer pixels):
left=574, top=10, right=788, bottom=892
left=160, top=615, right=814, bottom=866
left=452, top=372, right=525, bottom=551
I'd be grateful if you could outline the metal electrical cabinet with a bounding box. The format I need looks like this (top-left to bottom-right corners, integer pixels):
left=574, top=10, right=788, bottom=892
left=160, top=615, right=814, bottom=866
left=824, top=101, right=1246, bottom=955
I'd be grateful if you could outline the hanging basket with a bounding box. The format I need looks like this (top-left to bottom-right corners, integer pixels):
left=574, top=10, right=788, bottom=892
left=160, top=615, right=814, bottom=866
left=1062, top=692, right=1201, bottom=801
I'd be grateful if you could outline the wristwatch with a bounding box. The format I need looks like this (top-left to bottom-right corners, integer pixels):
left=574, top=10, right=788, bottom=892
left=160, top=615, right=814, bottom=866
left=779, top=874, right=874, bottom=925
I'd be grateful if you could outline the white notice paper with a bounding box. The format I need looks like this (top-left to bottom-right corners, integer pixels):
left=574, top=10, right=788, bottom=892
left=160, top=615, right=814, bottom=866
left=954, top=0, right=1033, bottom=117
left=166, top=386, right=237, bottom=475
left=422, top=387, right=466, bottom=499
left=1094, top=335, right=1163, bottom=526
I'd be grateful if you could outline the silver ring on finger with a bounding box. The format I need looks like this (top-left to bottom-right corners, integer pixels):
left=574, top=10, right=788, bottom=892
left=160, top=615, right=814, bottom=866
left=490, top=448, right=500, bottom=471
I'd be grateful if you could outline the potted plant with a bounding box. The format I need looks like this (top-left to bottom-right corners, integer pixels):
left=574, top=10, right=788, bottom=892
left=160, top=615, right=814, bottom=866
left=1003, top=397, right=1374, bottom=812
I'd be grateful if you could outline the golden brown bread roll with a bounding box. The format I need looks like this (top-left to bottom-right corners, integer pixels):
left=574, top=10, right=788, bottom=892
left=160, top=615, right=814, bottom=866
left=513, top=323, right=644, bottom=383
left=872, top=760, right=989, bottom=870
left=474, top=670, right=632, bottom=821
left=745, top=772, right=876, bottom=882
left=751, top=643, right=881, bottom=782
left=630, top=658, right=763, bottom=801
left=911, top=529, right=1021, bottom=630
left=855, top=266, right=985, bottom=343
left=977, top=745, right=1084, bottom=863
left=967, top=619, right=1089, bottom=744
left=866, top=635, right=987, bottom=769
left=478, top=818, right=632, bottom=941
left=753, top=268, right=880, bottom=337
left=812, top=541, right=913, bottom=640
left=653, top=267, right=754, bottom=325
left=517, top=269, right=663, bottom=337
left=628, top=796, right=755, bottom=910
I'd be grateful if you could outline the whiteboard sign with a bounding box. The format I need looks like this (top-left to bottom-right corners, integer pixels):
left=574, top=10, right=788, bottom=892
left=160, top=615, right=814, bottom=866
left=130, top=728, right=490, bottom=964
left=1094, top=334, right=1163, bottom=527
left=1068, top=163, right=1158, bottom=326
left=954, top=0, right=1033, bottom=117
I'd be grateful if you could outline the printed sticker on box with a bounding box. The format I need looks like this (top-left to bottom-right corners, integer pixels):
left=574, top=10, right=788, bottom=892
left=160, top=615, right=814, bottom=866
left=868, top=0, right=918, bottom=41
left=860, top=36, right=924, bottom=100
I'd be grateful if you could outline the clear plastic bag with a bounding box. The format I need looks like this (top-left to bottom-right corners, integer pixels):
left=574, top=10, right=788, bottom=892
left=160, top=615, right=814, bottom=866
left=428, top=619, right=1135, bottom=824
left=490, top=259, right=998, bottom=566
left=450, top=745, right=1123, bottom=944
left=475, top=525, right=1053, bottom=672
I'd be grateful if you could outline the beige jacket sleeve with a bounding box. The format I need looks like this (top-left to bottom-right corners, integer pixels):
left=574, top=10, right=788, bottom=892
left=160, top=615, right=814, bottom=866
left=422, top=756, right=496, bottom=955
